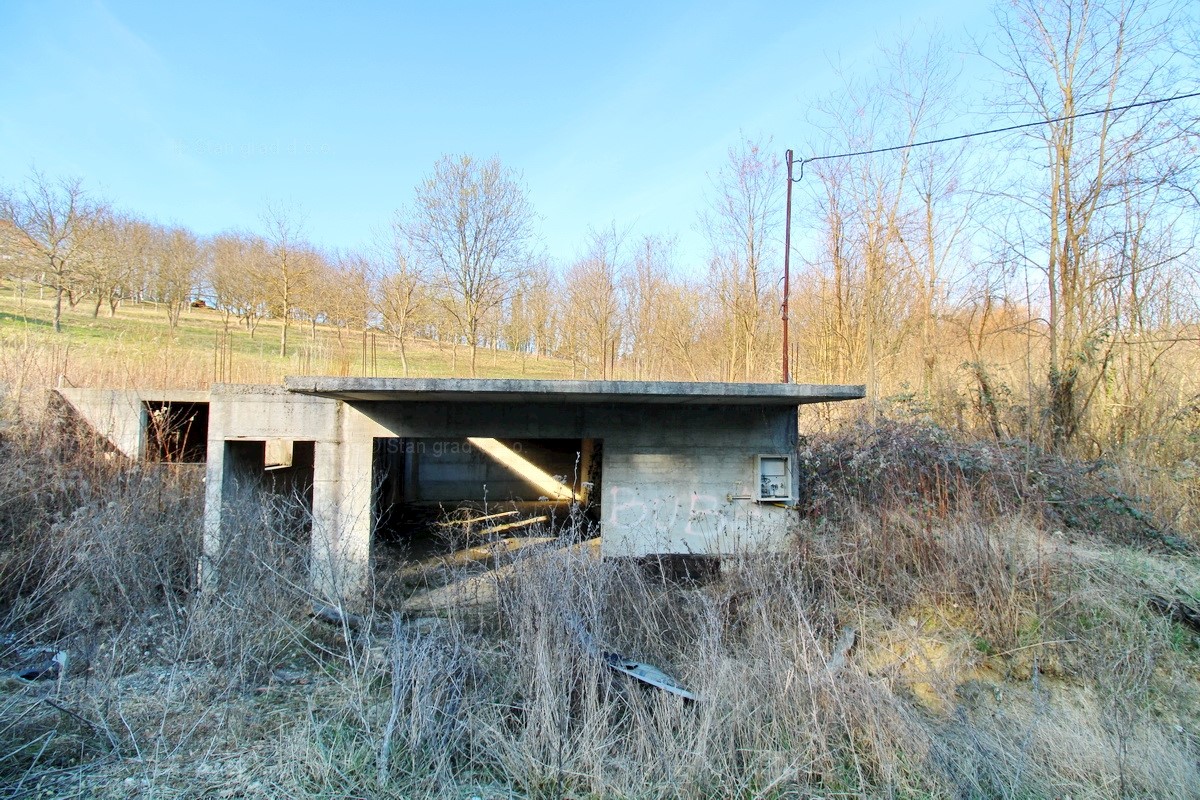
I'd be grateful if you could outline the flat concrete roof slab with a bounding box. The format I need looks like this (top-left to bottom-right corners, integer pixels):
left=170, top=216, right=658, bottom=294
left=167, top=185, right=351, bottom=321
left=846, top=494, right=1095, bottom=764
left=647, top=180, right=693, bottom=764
left=283, top=377, right=866, bottom=406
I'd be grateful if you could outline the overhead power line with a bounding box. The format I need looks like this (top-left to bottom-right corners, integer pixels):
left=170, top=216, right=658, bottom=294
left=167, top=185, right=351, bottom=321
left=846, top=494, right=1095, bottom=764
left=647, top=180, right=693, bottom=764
left=777, top=89, right=1200, bottom=383
left=797, top=90, right=1200, bottom=170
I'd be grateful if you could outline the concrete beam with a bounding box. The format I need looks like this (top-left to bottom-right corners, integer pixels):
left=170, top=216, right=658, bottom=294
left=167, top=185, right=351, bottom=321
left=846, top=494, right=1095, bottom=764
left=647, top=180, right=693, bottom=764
left=284, top=377, right=866, bottom=406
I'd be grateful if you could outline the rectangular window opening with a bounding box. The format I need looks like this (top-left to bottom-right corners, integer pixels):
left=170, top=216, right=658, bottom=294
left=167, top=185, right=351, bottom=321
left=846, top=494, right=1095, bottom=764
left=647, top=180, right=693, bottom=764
left=144, top=401, right=209, bottom=463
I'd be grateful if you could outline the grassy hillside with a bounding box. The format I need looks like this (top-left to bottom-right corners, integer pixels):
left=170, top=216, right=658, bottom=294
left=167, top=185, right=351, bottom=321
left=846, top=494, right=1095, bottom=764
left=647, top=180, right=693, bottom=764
left=0, top=284, right=575, bottom=415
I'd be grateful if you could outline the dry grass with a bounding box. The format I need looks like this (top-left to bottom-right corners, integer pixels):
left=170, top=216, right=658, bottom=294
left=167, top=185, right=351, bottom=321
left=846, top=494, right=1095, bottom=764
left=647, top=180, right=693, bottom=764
left=0, top=287, right=577, bottom=421
left=1, top=413, right=1199, bottom=798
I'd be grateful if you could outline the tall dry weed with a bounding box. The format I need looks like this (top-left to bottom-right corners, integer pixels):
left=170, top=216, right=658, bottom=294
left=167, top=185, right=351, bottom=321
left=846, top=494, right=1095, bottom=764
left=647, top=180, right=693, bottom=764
left=2, top=412, right=1199, bottom=798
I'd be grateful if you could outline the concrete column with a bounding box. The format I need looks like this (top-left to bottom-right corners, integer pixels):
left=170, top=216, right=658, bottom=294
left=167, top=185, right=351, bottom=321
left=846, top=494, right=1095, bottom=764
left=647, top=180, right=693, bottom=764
left=309, top=428, right=374, bottom=607
left=200, top=440, right=265, bottom=591
left=199, top=441, right=226, bottom=592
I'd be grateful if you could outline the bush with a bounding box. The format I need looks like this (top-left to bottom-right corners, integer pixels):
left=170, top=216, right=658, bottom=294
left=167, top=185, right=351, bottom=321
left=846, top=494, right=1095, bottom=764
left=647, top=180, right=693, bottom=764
left=799, top=417, right=1193, bottom=551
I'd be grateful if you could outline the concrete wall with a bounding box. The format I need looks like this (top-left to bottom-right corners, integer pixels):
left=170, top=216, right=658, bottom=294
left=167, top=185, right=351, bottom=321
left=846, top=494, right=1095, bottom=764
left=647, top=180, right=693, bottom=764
left=58, top=382, right=824, bottom=607
left=203, top=386, right=802, bottom=604
left=354, top=400, right=800, bottom=558
left=596, top=405, right=799, bottom=557
left=56, top=388, right=208, bottom=460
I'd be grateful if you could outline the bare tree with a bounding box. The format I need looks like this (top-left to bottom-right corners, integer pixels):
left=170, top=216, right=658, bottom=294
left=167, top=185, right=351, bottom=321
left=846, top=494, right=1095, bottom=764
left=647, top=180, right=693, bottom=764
left=210, top=232, right=270, bottom=336
left=326, top=251, right=373, bottom=345
left=261, top=203, right=315, bottom=358
left=0, top=172, right=100, bottom=332
left=518, top=259, right=560, bottom=361
left=148, top=225, right=201, bottom=328
left=623, top=235, right=674, bottom=380
left=0, top=219, right=31, bottom=307
left=401, top=155, right=535, bottom=377
left=73, top=209, right=124, bottom=318
left=804, top=158, right=867, bottom=384
left=988, top=0, right=1194, bottom=447
left=373, top=226, right=429, bottom=376
left=294, top=248, right=336, bottom=343
left=208, top=233, right=243, bottom=331
left=565, top=224, right=626, bottom=379
left=701, top=137, right=781, bottom=381
left=804, top=36, right=964, bottom=410
left=882, top=39, right=978, bottom=402
left=502, top=262, right=558, bottom=372
left=807, top=130, right=914, bottom=409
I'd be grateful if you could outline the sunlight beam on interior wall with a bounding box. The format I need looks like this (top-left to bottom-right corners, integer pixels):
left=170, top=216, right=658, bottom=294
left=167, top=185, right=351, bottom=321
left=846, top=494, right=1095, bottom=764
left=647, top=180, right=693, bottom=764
left=466, top=437, right=580, bottom=502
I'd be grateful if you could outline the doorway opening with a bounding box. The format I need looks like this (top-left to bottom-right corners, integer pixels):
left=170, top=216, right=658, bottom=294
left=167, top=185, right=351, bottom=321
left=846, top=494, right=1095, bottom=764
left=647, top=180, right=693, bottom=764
left=219, top=439, right=315, bottom=580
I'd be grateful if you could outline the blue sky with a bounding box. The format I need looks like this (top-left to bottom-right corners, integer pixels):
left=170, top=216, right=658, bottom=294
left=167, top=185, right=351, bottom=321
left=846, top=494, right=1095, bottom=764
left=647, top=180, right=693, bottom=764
left=0, top=0, right=992, bottom=270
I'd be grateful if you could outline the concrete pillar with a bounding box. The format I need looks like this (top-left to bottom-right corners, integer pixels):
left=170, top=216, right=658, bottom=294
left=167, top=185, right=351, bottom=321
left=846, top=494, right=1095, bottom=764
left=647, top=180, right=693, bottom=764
left=200, top=440, right=265, bottom=591
left=199, top=443, right=225, bottom=593
left=309, top=429, right=374, bottom=607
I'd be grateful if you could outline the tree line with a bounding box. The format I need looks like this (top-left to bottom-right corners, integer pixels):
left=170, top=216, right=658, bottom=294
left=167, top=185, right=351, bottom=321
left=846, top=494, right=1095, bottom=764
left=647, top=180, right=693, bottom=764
left=2, top=0, right=1198, bottom=461
left=0, top=147, right=786, bottom=382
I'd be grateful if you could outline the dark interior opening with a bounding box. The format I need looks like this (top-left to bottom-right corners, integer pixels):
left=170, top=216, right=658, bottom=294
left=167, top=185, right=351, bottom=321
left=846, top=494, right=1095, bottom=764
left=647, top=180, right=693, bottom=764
left=629, top=554, right=722, bottom=585
left=220, top=439, right=315, bottom=575
left=371, top=436, right=602, bottom=560
left=145, top=401, right=209, bottom=462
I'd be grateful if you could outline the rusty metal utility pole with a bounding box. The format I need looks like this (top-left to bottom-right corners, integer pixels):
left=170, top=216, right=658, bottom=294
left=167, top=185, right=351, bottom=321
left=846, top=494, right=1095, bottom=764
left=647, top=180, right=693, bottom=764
left=782, top=149, right=794, bottom=383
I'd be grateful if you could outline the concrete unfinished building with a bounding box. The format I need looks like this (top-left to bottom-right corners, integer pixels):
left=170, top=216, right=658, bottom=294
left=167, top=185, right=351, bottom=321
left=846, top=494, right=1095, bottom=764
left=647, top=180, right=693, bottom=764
left=57, top=378, right=865, bottom=602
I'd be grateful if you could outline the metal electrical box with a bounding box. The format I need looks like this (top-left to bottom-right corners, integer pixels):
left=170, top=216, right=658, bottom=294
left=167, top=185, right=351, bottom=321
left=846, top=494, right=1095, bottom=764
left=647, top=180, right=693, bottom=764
left=755, top=454, right=793, bottom=503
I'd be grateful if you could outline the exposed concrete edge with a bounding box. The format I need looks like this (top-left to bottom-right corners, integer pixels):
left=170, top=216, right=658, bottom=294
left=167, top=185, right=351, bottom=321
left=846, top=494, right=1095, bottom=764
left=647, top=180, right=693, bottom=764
left=283, top=377, right=867, bottom=406
left=56, top=387, right=211, bottom=405
left=210, top=383, right=292, bottom=396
